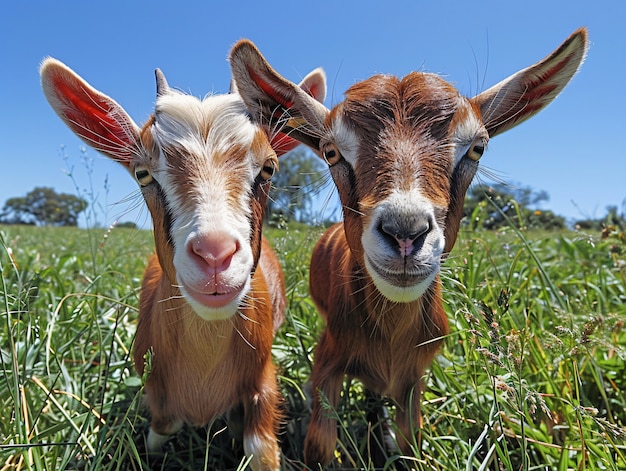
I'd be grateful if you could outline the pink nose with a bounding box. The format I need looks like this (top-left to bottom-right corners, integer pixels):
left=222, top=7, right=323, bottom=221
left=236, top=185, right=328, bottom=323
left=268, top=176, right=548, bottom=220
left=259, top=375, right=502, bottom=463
left=188, top=232, right=239, bottom=272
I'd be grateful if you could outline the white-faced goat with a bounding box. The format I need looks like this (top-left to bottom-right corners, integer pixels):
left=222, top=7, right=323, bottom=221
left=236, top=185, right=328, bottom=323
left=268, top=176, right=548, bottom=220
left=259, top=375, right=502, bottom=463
left=40, top=50, right=325, bottom=470
left=230, top=29, right=588, bottom=466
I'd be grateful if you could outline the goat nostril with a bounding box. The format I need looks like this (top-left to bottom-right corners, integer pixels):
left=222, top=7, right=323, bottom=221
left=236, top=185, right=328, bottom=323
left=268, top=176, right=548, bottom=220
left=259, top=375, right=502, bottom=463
left=410, top=222, right=431, bottom=242
left=379, top=221, right=398, bottom=245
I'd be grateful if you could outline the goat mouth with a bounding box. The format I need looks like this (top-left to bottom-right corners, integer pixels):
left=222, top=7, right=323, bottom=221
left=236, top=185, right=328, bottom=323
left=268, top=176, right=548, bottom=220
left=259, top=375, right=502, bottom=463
left=366, top=256, right=438, bottom=288
left=182, top=284, right=242, bottom=309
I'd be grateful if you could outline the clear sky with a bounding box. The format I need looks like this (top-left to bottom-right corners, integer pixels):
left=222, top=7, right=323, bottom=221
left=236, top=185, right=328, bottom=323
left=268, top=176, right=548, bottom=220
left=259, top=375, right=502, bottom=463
left=1, top=1, right=624, bottom=228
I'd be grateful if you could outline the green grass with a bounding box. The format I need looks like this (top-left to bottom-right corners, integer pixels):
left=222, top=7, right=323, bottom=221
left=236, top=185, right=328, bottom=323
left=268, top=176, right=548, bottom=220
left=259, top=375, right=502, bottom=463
left=1, top=217, right=625, bottom=470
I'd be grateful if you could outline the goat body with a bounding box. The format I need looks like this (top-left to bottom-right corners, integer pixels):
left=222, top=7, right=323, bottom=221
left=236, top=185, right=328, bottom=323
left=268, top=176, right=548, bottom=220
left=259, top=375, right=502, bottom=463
left=40, top=49, right=325, bottom=471
left=231, top=29, right=588, bottom=466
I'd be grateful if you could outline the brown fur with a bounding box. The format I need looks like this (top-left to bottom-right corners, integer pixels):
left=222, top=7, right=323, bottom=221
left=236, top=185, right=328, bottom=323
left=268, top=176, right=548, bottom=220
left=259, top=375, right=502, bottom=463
left=132, top=117, right=286, bottom=471
left=307, top=222, right=448, bottom=461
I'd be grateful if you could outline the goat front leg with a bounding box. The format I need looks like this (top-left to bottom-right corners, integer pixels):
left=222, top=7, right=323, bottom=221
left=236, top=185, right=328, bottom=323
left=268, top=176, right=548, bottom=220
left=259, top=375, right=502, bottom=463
left=147, top=415, right=183, bottom=452
left=144, top=380, right=184, bottom=452
left=394, top=382, right=423, bottom=457
left=243, top=366, right=281, bottom=471
left=304, top=337, right=345, bottom=467
left=364, top=389, right=399, bottom=467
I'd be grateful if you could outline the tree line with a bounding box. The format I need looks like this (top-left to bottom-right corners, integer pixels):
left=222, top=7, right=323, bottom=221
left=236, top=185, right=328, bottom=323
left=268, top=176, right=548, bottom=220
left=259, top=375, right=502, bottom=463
left=0, top=186, right=86, bottom=226
left=2, top=149, right=624, bottom=231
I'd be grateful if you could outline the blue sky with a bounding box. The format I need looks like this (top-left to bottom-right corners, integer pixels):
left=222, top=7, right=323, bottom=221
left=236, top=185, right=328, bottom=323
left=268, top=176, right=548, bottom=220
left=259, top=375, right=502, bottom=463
left=1, top=1, right=624, bottom=228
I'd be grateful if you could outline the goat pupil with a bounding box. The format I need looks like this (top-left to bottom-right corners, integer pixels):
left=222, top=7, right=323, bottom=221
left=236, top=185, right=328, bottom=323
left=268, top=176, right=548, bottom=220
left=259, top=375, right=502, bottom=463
left=325, top=150, right=336, bottom=159
left=136, top=169, right=149, bottom=182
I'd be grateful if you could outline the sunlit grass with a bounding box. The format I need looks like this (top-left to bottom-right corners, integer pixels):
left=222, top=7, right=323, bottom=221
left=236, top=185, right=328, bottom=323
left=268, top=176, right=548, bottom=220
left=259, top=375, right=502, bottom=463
left=1, top=214, right=624, bottom=470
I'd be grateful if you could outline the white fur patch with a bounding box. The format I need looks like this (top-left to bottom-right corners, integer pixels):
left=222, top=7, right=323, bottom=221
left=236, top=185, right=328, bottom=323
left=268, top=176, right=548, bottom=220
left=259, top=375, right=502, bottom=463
left=364, top=256, right=438, bottom=302
left=331, top=115, right=360, bottom=168
left=451, top=103, right=487, bottom=167
left=244, top=432, right=279, bottom=471
left=147, top=420, right=183, bottom=452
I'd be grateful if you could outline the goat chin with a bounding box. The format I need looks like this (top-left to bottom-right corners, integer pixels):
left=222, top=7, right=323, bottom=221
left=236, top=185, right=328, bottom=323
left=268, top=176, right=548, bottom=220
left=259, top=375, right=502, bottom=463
left=178, top=284, right=247, bottom=321
left=364, top=256, right=438, bottom=303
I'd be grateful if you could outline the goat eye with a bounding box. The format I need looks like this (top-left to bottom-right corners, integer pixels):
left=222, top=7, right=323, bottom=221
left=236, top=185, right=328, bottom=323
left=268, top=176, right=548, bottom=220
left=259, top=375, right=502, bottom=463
left=135, top=166, right=153, bottom=186
left=322, top=143, right=342, bottom=166
left=260, top=157, right=277, bottom=180
left=466, top=140, right=486, bottom=161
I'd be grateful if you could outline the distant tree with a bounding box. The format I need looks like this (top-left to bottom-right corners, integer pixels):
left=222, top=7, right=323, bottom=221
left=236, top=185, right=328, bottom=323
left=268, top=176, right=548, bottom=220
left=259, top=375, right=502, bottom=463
left=603, top=204, right=626, bottom=230
left=575, top=200, right=626, bottom=231
left=269, top=148, right=325, bottom=224
left=116, top=221, right=138, bottom=229
left=0, top=187, right=87, bottom=226
left=464, top=183, right=565, bottom=230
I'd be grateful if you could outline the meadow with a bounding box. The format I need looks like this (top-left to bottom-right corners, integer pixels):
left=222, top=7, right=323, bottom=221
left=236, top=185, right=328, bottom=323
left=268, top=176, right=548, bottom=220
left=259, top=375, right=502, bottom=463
left=1, top=208, right=625, bottom=470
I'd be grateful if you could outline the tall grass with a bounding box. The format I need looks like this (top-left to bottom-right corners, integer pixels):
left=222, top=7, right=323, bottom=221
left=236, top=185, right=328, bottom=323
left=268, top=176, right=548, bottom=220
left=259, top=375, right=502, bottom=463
left=1, top=211, right=625, bottom=469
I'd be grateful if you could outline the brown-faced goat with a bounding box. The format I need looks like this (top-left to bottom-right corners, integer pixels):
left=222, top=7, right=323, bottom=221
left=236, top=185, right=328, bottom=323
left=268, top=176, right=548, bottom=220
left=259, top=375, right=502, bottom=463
left=40, top=51, right=325, bottom=470
left=230, top=29, right=588, bottom=466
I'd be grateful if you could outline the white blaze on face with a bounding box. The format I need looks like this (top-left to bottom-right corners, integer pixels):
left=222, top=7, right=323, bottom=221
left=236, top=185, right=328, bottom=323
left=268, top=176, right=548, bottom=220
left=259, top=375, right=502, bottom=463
left=150, top=92, right=264, bottom=320
left=330, top=118, right=440, bottom=302
left=323, top=93, right=491, bottom=304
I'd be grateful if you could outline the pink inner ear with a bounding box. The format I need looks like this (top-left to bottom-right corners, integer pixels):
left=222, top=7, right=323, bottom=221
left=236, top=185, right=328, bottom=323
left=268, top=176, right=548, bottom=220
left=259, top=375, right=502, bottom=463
left=243, top=66, right=301, bottom=155
left=53, top=74, right=133, bottom=162
left=246, top=66, right=294, bottom=109
left=523, top=57, right=569, bottom=104
left=304, top=83, right=319, bottom=99
left=271, top=131, right=299, bottom=156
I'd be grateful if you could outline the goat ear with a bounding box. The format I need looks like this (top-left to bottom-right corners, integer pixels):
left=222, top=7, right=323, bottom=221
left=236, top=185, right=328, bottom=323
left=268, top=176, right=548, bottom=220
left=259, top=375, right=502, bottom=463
left=229, top=39, right=328, bottom=155
left=474, top=27, right=588, bottom=138
left=40, top=58, right=141, bottom=168
left=269, top=67, right=327, bottom=156
left=298, top=67, right=327, bottom=105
